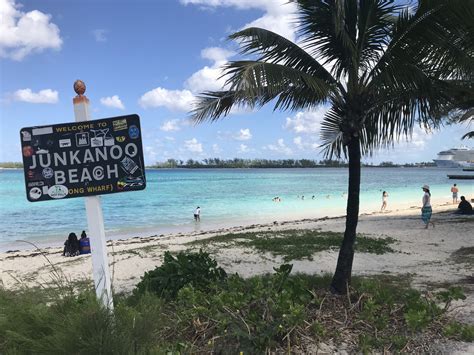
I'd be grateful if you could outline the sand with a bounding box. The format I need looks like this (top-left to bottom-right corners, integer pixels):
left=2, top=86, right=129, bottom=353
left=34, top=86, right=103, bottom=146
left=1, top=198, right=473, bottom=352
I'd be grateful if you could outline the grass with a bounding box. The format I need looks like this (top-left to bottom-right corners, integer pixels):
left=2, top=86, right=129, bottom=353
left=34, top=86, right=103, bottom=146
left=187, top=229, right=397, bottom=261
left=1, top=257, right=472, bottom=354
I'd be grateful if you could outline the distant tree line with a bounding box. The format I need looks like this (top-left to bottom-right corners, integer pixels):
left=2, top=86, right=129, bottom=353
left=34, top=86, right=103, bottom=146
left=0, top=162, right=23, bottom=169
left=0, top=160, right=437, bottom=169
left=148, top=159, right=437, bottom=169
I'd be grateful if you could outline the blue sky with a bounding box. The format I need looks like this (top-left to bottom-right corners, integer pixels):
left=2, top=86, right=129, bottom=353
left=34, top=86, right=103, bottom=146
left=0, top=0, right=471, bottom=165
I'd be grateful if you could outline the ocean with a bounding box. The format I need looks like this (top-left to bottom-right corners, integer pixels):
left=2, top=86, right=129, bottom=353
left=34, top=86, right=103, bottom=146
left=0, top=168, right=472, bottom=251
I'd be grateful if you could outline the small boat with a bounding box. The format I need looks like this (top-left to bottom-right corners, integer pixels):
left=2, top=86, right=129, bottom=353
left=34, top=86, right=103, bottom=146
left=463, top=168, right=474, bottom=172
left=447, top=174, right=474, bottom=180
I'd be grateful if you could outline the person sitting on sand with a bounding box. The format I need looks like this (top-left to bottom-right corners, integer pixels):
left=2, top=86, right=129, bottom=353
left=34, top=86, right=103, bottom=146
left=79, top=230, right=91, bottom=255
left=456, top=196, right=473, bottom=215
left=381, top=191, right=388, bottom=211
left=194, top=206, right=201, bottom=221
left=421, top=185, right=434, bottom=229
left=63, top=232, right=80, bottom=257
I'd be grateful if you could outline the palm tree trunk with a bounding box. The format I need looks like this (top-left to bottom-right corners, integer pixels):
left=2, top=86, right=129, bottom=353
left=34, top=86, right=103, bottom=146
left=330, top=135, right=361, bottom=294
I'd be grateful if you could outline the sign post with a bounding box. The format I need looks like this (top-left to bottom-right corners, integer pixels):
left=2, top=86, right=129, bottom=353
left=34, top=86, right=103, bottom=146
left=19, top=80, right=146, bottom=310
left=72, top=80, right=113, bottom=309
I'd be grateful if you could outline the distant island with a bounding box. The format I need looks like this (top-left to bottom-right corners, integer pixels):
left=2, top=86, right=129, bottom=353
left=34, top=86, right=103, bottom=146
left=0, top=162, right=23, bottom=169
left=0, top=159, right=437, bottom=170
left=146, top=159, right=436, bottom=169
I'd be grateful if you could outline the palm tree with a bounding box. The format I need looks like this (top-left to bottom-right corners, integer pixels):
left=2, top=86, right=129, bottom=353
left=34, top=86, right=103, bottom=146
left=191, top=0, right=474, bottom=294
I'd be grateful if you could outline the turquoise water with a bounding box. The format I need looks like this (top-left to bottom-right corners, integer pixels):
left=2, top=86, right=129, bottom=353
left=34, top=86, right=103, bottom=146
left=0, top=168, right=472, bottom=251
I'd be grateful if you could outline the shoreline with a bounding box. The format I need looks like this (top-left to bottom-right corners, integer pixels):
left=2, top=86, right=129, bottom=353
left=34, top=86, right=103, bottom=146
left=1, top=200, right=472, bottom=287
left=0, top=195, right=460, bottom=253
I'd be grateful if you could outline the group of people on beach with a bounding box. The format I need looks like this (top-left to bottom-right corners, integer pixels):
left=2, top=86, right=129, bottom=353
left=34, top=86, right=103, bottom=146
left=380, top=183, right=472, bottom=229
left=62, top=231, right=91, bottom=257
left=191, top=183, right=471, bottom=229
left=449, top=183, right=472, bottom=214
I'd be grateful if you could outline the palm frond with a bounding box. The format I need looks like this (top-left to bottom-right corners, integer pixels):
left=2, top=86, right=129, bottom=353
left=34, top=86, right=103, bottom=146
left=229, top=27, right=339, bottom=87
left=296, top=0, right=358, bottom=79
left=224, top=61, right=332, bottom=102
left=320, top=105, right=346, bottom=159
left=369, top=0, right=474, bottom=88
left=356, top=0, right=400, bottom=72
left=192, top=61, right=334, bottom=122
left=191, top=91, right=240, bottom=123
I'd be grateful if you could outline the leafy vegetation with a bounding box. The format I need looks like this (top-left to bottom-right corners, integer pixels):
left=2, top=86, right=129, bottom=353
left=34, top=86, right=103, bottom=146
left=148, top=158, right=436, bottom=169
left=133, top=250, right=227, bottom=299
left=0, top=162, right=23, bottom=169
left=1, top=252, right=472, bottom=353
left=187, top=229, right=396, bottom=261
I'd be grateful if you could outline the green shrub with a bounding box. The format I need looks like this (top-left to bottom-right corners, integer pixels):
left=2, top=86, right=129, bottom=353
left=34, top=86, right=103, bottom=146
left=1, top=252, right=473, bottom=354
left=133, top=250, right=227, bottom=299
left=444, top=322, right=474, bottom=342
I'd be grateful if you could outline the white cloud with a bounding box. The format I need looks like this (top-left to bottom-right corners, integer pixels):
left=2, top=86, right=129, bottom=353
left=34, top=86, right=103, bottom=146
left=138, top=87, right=195, bottom=111
left=184, top=66, right=226, bottom=93
left=141, top=46, right=234, bottom=112
left=264, top=138, right=292, bottom=155
left=160, top=119, right=189, bottom=132
left=184, top=47, right=234, bottom=93
left=92, top=29, right=107, bottom=42
left=184, top=138, right=203, bottom=153
left=201, top=47, right=234, bottom=65
left=284, top=107, right=328, bottom=134
left=180, top=0, right=297, bottom=41
left=100, top=95, right=124, bottom=110
left=144, top=146, right=159, bottom=165
left=0, top=0, right=63, bottom=60
left=143, top=0, right=297, bottom=114
left=238, top=144, right=249, bottom=153
left=212, top=143, right=222, bottom=154
left=12, top=88, right=58, bottom=104
left=234, top=128, right=252, bottom=141
left=293, top=136, right=303, bottom=149
left=293, top=135, right=320, bottom=151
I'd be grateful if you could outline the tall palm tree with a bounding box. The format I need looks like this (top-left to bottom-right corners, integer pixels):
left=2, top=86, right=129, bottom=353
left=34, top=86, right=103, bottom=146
left=192, top=0, right=474, bottom=293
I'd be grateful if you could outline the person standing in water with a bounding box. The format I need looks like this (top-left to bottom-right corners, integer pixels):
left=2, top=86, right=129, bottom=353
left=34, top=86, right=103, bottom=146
left=381, top=191, right=388, bottom=211
left=421, top=185, right=434, bottom=229
left=194, top=206, right=201, bottom=221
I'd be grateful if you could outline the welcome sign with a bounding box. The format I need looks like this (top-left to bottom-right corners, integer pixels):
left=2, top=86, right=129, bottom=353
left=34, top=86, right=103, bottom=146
left=20, top=114, right=146, bottom=202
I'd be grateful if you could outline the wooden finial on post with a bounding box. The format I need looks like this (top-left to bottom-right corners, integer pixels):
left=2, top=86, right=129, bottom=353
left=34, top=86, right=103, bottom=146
left=73, top=80, right=89, bottom=104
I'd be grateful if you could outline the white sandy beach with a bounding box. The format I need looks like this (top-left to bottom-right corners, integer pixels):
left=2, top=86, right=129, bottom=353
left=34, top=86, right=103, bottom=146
left=0, top=198, right=471, bottom=292
left=1, top=197, right=473, bottom=352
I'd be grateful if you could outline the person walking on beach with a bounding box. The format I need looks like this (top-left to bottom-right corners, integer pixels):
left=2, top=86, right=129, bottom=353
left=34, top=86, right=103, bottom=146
left=194, top=206, right=201, bottom=221
left=381, top=191, right=388, bottom=211
left=421, top=185, right=434, bottom=229
left=451, top=184, right=459, bottom=204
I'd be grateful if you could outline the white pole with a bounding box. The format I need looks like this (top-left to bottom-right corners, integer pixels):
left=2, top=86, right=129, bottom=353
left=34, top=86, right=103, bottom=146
left=73, top=80, right=113, bottom=310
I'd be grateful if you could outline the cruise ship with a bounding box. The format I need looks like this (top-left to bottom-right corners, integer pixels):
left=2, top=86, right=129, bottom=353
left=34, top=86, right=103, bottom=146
left=433, top=147, right=474, bottom=168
